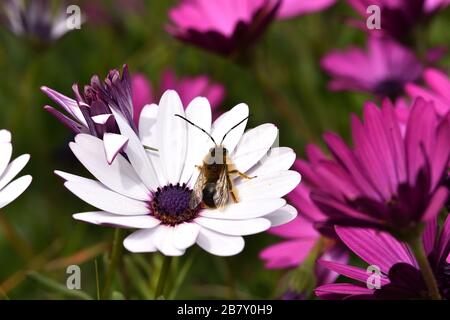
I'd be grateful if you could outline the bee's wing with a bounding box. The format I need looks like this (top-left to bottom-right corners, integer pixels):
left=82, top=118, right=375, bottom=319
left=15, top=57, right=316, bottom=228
left=189, top=168, right=207, bottom=209
left=213, top=168, right=231, bottom=209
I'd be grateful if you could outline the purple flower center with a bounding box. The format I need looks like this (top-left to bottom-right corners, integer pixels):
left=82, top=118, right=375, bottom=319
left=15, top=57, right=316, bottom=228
left=437, top=261, right=450, bottom=299
left=150, top=183, right=199, bottom=226
left=374, top=79, right=404, bottom=98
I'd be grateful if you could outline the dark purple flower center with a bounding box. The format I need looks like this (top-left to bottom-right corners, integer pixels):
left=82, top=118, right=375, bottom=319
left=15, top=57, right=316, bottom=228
left=374, top=78, right=404, bottom=98
left=436, top=261, right=450, bottom=299
left=150, top=183, right=199, bottom=226
left=375, top=261, right=450, bottom=300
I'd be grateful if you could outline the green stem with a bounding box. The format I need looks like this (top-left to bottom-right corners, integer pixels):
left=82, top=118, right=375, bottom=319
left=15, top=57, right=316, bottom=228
left=289, top=237, right=325, bottom=297
left=154, top=255, right=173, bottom=299
left=101, top=228, right=124, bottom=300
left=94, top=259, right=100, bottom=300
left=168, top=250, right=197, bottom=299
left=407, top=236, right=442, bottom=300
left=224, top=258, right=237, bottom=300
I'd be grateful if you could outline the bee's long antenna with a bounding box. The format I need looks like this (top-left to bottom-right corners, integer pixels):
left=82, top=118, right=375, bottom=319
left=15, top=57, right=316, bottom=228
left=220, top=116, right=249, bottom=145
left=174, top=114, right=217, bottom=145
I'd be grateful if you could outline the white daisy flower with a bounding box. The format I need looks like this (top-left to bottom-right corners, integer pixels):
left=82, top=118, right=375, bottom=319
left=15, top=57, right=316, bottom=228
left=56, top=90, right=301, bottom=256
left=0, top=130, right=32, bottom=209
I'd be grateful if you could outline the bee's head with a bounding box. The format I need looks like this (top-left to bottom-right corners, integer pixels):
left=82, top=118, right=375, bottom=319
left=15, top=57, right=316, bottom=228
left=209, top=147, right=227, bottom=157
left=208, top=147, right=227, bottom=164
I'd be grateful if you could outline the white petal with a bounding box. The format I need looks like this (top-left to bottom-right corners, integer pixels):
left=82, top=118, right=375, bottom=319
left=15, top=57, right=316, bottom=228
left=247, top=147, right=296, bottom=176
left=111, top=108, right=158, bottom=190
left=211, top=103, right=249, bottom=153
left=179, top=97, right=212, bottom=184
left=138, top=104, right=158, bottom=147
left=195, top=217, right=271, bottom=236
left=103, top=133, right=129, bottom=164
left=136, top=104, right=166, bottom=186
left=196, top=228, right=244, bottom=256
left=0, top=175, right=32, bottom=208
left=156, top=90, right=187, bottom=184
left=0, top=141, right=12, bottom=176
left=0, top=154, right=30, bottom=190
left=54, top=170, right=93, bottom=183
left=124, top=224, right=185, bottom=256
left=145, top=150, right=166, bottom=186
left=236, top=170, right=301, bottom=200
left=91, top=114, right=112, bottom=125
left=173, top=222, right=201, bottom=250
left=232, top=124, right=278, bottom=173
left=264, top=204, right=298, bottom=227
left=123, top=228, right=158, bottom=253
left=64, top=180, right=148, bottom=215
left=73, top=211, right=160, bottom=229
left=71, top=135, right=149, bottom=201
left=0, top=130, right=11, bottom=143
left=154, top=225, right=185, bottom=256
left=200, top=198, right=286, bottom=220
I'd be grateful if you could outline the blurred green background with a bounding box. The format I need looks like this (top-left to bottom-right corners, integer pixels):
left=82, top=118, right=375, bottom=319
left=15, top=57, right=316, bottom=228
left=0, top=0, right=449, bottom=299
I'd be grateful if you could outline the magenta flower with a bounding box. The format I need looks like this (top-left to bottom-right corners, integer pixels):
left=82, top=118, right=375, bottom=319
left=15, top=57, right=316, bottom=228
left=304, top=98, right=450, bottom=237
left=277, top=0, right=336, bottom=20
left=406, top=68, right=450, bottom=116
left=261, top=215, right=324, bottom=269
left=41, top=65, right=135, bottom=164
left=132, top=70, right=225, bottom=122
left=260, top=158, right=348, bottom=297
left=131, top=74, right=153, bottom=123
left=321, top=36, right=423, bottom=98
left=406, top=69, right=450, bottom=209
left=347, top=0, right=450, bottom=42
left=167, top=0, right=280, bottom=56
left=315, top=215, right=450, bottom=299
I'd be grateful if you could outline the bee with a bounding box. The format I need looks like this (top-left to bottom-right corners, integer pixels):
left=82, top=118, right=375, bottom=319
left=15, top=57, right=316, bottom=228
left=175, top=114, right=255, bottom=209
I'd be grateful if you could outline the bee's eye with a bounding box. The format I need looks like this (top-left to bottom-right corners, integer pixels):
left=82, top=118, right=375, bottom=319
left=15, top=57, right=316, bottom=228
left=210, top=148, right=215, bottom=157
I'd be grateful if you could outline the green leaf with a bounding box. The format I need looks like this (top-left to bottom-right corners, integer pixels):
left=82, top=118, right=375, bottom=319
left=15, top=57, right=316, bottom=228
left=111, top=291, right=125, bottom=300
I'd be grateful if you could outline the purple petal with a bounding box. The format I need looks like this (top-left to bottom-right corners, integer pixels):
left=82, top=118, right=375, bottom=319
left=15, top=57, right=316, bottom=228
left=259, top=238, right=317, bottom=269
left=277, top=0, right=335, bottom=20
left=323, top=131, right=380, bottom=200
left=335, top=226, right=417, bottom=273
left=269, top=215, right=319, bottom=239
left=315, top=283, right=374, bottom=299
left=44, top=106, right=84, bottom=133
left=423, top=218, right=438, bottom=256
left=131, top=73, right=153, bottom=124
left=436, top=214, right=450, bottom=264
left=319, top=259, right=389, bottom=286
left=41, top=86, right=86, bottom=126
left=315, top=244, right=349, bottom=285
left=422, top=187, right=448, bottom=222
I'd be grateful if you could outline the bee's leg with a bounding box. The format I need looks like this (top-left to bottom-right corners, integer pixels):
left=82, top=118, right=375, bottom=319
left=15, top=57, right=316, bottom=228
left=195, top=165, right=203, bottom=170
left=228, top=169, right=256, bottom=180
left=230, top=189, right=239, bottom=203
left=226, top=174, right=239, bottom=203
